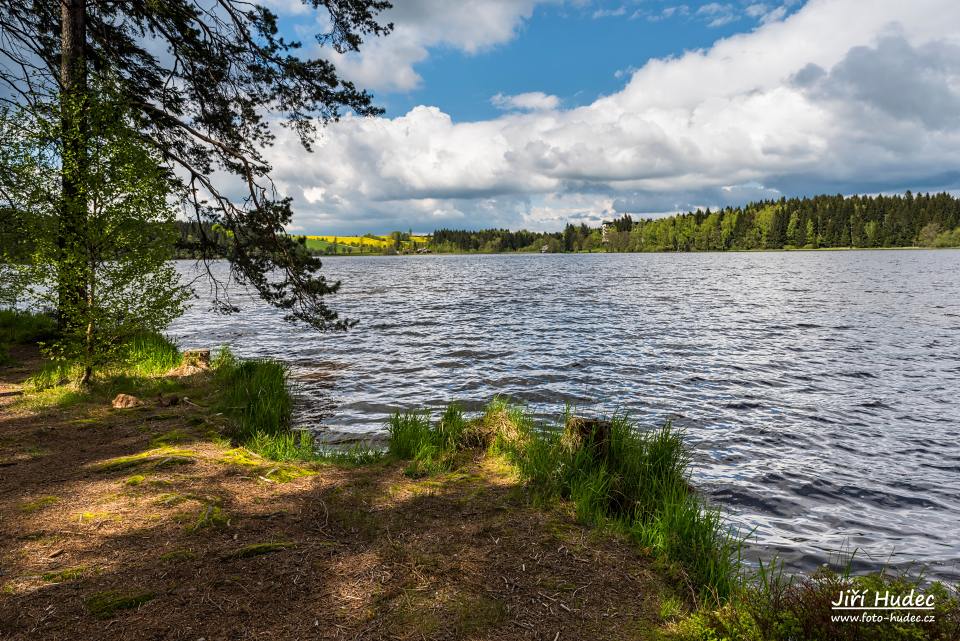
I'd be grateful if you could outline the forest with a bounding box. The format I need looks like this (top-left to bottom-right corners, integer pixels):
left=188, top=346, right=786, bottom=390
left=429, top=192, right=960, bottom=253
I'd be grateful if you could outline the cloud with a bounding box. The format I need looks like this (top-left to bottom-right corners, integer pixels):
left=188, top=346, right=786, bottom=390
left=592, top=6, right=627, bottom=19
left=491, top=91, right=561, bottom=111
left=267, top=0, right=960, bottom=233
left=311, top=0, right=558, bottom=92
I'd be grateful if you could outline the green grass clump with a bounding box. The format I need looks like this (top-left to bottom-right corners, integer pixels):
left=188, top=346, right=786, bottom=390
left=222, top=541, right=294, bottom=559
left=669, top=564, right=960, bottom=641
left=41, top=566, right=86, bottom=583
left=124, top=475, right=146, bottom=486
left=214, top=348, right=292, bottom=440
left=84, top=590, right=155, bottom=619
left=491, top=403, right=741, bottom=602
left=19, top=495, right=59, bottom=513
left=387, top=406, right=471, bottom=477
left=120, top=333, right=180, bottom=377
left=388, top=410, right=433, bottom=459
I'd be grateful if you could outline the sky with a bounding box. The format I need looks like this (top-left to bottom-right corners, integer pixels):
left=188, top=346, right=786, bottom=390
left=263, top=0, right=960, bottom=234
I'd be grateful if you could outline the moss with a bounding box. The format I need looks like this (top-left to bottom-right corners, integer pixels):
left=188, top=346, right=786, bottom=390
left=19, top=495, right=59, bottom=513
left=150, top=429, right=191, bottom=447
left=216, top=447, right=261, bottom=467
left=451, top=593, right=507, bottom=635
left=85, top=590, right=155, bottom=619
left=159, top=549, right=196, bottom=563
left=216, top=447, right=315, bottom=483
left=124, top=474, right=146, bottom=486
left=76, top=511, right=119, bottom=524
left=222, top=541, right=294, bottom=559
left=41, top=566, right=87, bottom=583
left=183, top=504, right=229, bottom=533
left=94, top=447, right=197, bottom=472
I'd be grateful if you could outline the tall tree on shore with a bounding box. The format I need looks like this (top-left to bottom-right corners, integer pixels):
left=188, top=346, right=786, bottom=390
left=0, top=0, right=392, bottom=329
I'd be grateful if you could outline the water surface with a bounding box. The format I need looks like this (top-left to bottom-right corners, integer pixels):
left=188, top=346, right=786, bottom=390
left=169, top=250, right=960, bottom=580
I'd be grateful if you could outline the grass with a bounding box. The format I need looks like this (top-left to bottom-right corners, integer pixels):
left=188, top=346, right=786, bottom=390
left=0, top=309, right=56, bottom=365
left=386, top=399, right=741, bottom=602
left=668, top=562, right=960, bottom=641
left=500, top=409, right=742, bottom=602
left=214, top=348, right=292, bottom=440
left=119, top=333, right=181, bottom=377
left=84, top=590, right=155, bottom=619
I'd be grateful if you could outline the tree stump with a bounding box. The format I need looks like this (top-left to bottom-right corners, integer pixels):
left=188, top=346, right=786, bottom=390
left=182, top=349, right=211, bottom=368
left=562, top=416, right=612, bottom=464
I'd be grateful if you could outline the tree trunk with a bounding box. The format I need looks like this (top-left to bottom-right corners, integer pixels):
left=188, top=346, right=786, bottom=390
left=58, top=0, right=88, bottom=332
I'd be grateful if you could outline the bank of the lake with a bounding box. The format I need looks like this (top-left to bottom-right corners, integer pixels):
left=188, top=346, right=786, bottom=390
left=1, top=332, right=958, bottom=641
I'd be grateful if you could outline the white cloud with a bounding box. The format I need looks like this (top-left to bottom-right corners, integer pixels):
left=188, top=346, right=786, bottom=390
left=491, top=91, right=561, bottom=111
left=592, top=6, right=626, bottom=19
left=268, top=0, right=960, bottom=233
left=314, top=0, right=559, bottom=92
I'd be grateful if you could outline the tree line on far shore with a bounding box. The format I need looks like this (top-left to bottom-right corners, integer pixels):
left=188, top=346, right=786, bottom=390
left=424, top=192, right=960, bottom=254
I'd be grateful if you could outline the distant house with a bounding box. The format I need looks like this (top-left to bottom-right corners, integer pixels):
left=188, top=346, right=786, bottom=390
left=601, top=221, right=613, bottom=244
left=540, top=244, right=549, bottom=253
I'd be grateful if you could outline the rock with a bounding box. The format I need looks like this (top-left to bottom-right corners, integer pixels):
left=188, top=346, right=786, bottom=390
left=562, top=416, right=612, bottom=463
left=111, top=393, right=142, bottom=409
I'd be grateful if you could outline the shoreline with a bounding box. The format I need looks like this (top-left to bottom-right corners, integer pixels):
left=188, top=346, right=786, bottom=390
left=2, top=337, right=958, bottom=639
left=291, top=245, right=960, bottom=258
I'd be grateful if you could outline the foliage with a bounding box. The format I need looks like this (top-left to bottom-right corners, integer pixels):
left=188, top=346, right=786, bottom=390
left=0, top=0, right=391, bottom=329
left=428, top=192, right=960, bottom=253
left=0, top=91, right=190, bottom=383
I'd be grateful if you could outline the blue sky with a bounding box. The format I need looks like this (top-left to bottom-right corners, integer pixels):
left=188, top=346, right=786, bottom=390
left=377, top=2, right=806, bottom=121
left=263, top=0, right=960, bottom=234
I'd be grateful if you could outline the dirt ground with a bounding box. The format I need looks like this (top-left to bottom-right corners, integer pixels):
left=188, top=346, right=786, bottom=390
left=0, top=346, right=669, bottom=640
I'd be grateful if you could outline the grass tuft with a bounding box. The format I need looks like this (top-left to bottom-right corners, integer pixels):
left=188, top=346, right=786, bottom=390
left=214, top=348, right=291, bottom=440
left=119, top=333, right=180, bottom=377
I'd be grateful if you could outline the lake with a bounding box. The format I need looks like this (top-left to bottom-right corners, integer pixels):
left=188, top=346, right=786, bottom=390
left=168, top=250, right=960, bottom=580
